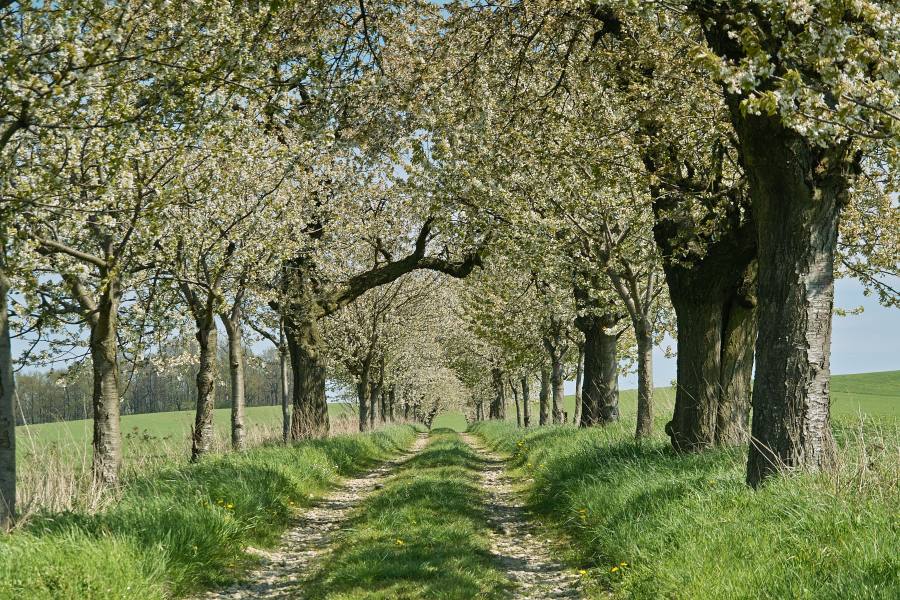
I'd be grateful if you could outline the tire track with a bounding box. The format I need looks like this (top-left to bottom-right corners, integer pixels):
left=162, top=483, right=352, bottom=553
left=195, top=433, right=430, bottom=600
left=461, top=433, right=583, bottom=600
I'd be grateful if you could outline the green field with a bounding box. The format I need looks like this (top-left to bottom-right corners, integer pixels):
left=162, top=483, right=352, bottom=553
left=16, top=403, right=353, bottom=459
left=435, top=371, right=898, bottom=431
left=15, top=371, right=897, bottom=451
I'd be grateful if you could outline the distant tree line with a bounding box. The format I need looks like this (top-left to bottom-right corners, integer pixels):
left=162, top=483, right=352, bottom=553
left=15, top=345, right=285, bottom=426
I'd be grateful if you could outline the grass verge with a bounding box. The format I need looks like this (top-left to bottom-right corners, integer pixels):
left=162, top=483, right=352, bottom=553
left=471, top=419, right=899, bottom=600
left=301, top=428, right=513, bottom=599
left=0, top=425, right=417, bottom=599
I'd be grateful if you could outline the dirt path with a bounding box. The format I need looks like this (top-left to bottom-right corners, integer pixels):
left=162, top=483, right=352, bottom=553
left=195, top=434, right=430, bottom=600
left=461, top=433, right=583, bottom=600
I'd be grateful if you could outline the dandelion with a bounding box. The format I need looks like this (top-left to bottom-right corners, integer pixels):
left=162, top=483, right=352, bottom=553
left=578, top=569, right=588, bottom=576
left=226, top=503, right=234, bottom=510
left=620, top=562, right=628, bottom=567
left=611, top=566, right=619, bottom=573
left=395, top=539, right=405, bottom=546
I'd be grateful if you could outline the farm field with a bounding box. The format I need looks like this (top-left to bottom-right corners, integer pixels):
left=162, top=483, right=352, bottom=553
left=16, top=403, right=354, bottom=459
left=432, top=370, right=899, bottom=432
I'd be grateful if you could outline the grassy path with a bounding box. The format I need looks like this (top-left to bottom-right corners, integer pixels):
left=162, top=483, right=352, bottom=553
left=461, top=434, right=582, bottom=599
left=197, top=429, right=585, bottom=599
left=195, top=433, right=431, bottom=600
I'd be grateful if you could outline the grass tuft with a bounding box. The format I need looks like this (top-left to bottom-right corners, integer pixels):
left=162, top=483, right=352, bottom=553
left=1, top=425, right=417, bottom=599
left=472, top=418, right=899, bottom=599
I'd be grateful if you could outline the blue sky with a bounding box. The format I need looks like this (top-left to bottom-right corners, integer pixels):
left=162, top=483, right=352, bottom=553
left=610, top=277, right=900, bottom=391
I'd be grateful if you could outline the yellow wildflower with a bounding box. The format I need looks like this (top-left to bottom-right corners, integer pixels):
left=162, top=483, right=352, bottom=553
left=611, top=566, right=619, bottom=573
left=578, top=569, right=588, bottom=576
left=395, top=539, right=405, bottom=546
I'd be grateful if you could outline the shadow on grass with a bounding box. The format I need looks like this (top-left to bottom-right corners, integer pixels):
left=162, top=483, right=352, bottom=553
left=300, top=431, right=513, bottom=599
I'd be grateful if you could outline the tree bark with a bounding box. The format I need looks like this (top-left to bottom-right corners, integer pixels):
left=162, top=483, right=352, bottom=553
left=0, top=265, right=16, bottom=528
left=521, top=376, right=530, bottom=427
left=578, top=314, right=621, bottom=427
left=220, top=308, right=246, bottom=451
left=85, top=280, right=123, bottom=484
left=651, top=179, right=758, bottom=452
left=733, top=112, right=845, bottom=486
left=573, top=344, right=584, bottom=424
left=191, top=314, right=218, bottom=462
left=634, top=320, right=654, bottom=439
left=489, top=367, right=505, bottom=419
left=510, top=377, right=521, bottom=427
left=279, top=344, right=290, bottom=443
left=538, top=366, right=550, bottom=426
left=357, top=379, right=369, bottom=432
left=285, top=317, right=329, bottom=440
left=388, top=385, right=395, bottom=422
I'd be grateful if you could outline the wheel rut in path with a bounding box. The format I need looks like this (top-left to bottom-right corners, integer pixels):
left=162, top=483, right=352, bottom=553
left=196, top=433, right=430, bottom=600
left=461, top=433, right=583, bottom=600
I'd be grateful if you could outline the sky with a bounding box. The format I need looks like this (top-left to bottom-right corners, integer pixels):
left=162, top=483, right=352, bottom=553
left=606, top=277, right=900, bottom=391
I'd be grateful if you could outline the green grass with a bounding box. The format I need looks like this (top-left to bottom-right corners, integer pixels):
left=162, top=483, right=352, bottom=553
left=17, top=403, right=353, bottom=457
left=0, top=426, right=416, bottom=599
left=471, top=419, right=899, bottom=599
left=434, top=370, right=899, bottom=428
left=300, top=429, right=514, bottom=599
left=831, top=371, right=900, bottom=418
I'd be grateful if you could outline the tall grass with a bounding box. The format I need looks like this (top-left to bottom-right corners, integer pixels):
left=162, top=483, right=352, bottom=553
left=472, top=417, right=899, bottom=599
left=0, top=425, right=417, bottom=599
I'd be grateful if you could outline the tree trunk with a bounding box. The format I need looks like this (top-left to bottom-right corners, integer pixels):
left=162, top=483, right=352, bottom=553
left=357, top=379, right=369, bottom=432
left=550, top=353, right=565, bottom=424
left=388, top=385, right=395, bottom=422
left=191, top=314, right=217, bottom=462
left=510, top=377, right=521, bottom=427
left=369, top=380, right=379, bottom=430
left=521, top=376, right=530, bottom=427
left=634, top=320, right=653, bottom=439
left=573, top=344, right=584, bottom=424
left=732, top=112, right=846, bottom=486
left=90, top=283, right=123, bottom=484
left=579, top=314, right=621, bottom=427
left=652, top=186, right=758, bottom=452
left=221, top=310, right=245, bottom=451
left=539, top=366, right=550, bottom=426
left=285, top=317, right=329, bottom=440
left=279, top=345, right=290, bottom=443
left=0, top=266, right=15, bottom=528
left=489, top=367, right=505, bottom=419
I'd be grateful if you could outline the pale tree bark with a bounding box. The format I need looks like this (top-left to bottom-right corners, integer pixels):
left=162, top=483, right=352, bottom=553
left=573, top=343, right=584, bottom=424
left=509, top=376, right=522, bottom=427
left=279, top=332, right=291, bottom=443
left=542, top=337, right=566, bottom=424
left=388, top=385, right=395, bottom=422
left=63, top=273, right=123, bottom=485
left=0, top=263, right=16, bottom=529
left=692, top=1, right=853, bottom=487
left=538, top=366, right=550, bottom=426
left=733, top=111, right=847, bottom=486
left=191, top=311, right=218, bottom=462
left=220, top=296, right=246, bottom=451
left=634, top=319, right=654, bottom=438
left=605, top=264, right=661, bottom=439
left=356, top=356, right=372, bottom=432
left=521, top=376, right=531, bottom=427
